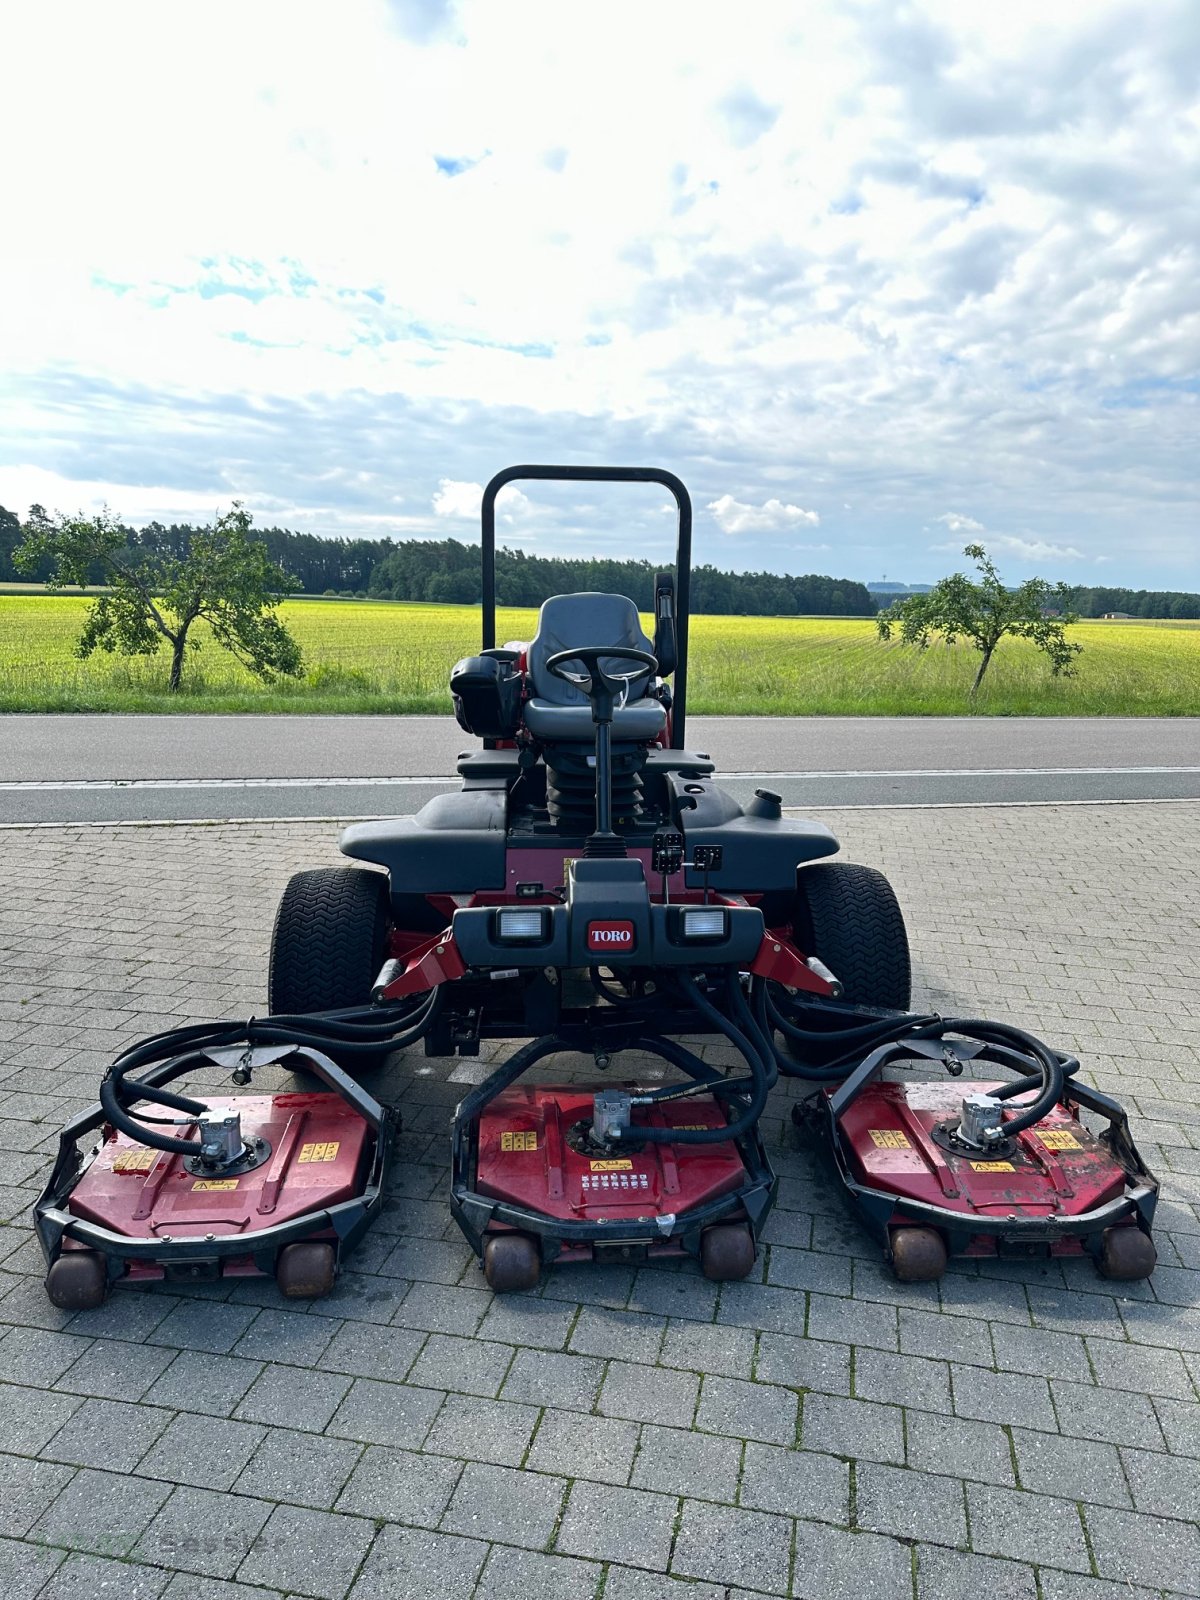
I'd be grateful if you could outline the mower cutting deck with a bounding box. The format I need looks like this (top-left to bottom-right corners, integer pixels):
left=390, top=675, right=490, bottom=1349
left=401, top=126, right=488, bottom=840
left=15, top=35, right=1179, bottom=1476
left=37, top=463, right=1159, bottom=1305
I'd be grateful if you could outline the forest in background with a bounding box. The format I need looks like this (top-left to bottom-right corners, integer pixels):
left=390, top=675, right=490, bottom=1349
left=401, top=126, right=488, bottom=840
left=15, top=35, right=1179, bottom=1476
left=2, top=504, right=1197, bottom=619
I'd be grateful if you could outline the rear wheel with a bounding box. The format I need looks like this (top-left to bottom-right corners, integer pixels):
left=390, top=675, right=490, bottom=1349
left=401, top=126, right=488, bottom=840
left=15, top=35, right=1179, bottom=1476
left=268, top=867, right=390, bottom=1068
left=889, top=1226, right=947, bottom=1282
left=46, top=1250, right=108, bottom=1310
left=483, top=1233, right=541, bottom=1293
left=276, top=1241, right=337, bottom=1298
left=700, top=1223, right=756, bottom=1281
left=1098, top=1225, right=1156, bottom=1281
left=793, top=862, right=911, bottom=1010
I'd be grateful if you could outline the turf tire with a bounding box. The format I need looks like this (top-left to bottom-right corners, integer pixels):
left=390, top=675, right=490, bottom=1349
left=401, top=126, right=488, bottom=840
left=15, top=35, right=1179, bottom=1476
left=268, top=867, right=389, bottom=1019
left=794, top=862, right=911, bottom=1010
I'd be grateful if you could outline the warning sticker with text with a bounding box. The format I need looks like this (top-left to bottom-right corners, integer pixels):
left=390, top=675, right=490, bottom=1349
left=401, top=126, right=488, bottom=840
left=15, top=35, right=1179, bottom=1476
left=501, top=1130, right=538, bottom=1152
left=1035, top=1130, right=1081, bottom=1150
left=869, top=1129, right=911, bottom=1149
left=969, top=1161, right=1016, bottom=1172
left=589, top=1159, right=633, bottom=1172
left=298, top=1142, right=340, bottom=1163
left=112, top=1148, right=157, bottom=1173
left=192, top=1178, right=239, bottom=1191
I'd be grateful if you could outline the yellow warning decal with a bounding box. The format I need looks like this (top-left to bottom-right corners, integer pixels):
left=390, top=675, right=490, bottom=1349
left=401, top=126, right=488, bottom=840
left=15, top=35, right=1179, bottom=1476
left=589, top=1159, right=634, bottom=1172
left=192, top=1178, right=239, bottom=1191
left=1036, top=1130, right=1081, bottom=1150
left=298, top=1141, right=340, bottom=1163
left=869, top=1129, right=910, bottom=1149
left=501, top=1130, right=538, bottom=1152
left=112, top=1148, right=157, bottom=1173
left=969, top=1161, right=1016, bottom=1172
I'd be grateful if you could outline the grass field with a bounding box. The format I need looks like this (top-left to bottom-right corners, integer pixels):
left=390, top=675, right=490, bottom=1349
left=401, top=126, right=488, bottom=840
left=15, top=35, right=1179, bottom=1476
left=1, top=594, right=1199, bottom=715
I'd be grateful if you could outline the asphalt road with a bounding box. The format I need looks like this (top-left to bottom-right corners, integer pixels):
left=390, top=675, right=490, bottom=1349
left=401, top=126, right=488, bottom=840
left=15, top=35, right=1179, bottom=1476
left=1, top=714, right=1198, bottom=823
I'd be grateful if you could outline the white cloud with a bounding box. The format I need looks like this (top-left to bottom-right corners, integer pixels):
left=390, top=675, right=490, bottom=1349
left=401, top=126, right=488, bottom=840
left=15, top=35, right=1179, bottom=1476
left=992, top=534, right=1086, bottom=562
left=433, top=479, right=484, bottom=519
left=708, top=495, right=821, bottom=535
left=936, top=512, right=986, bottom=534
left=0, top=0, right=1196, bottom=583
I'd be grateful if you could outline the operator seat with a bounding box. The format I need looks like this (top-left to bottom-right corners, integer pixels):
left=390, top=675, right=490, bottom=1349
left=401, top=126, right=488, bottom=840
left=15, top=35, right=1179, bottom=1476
left=523, top=593, right=667, bottom=743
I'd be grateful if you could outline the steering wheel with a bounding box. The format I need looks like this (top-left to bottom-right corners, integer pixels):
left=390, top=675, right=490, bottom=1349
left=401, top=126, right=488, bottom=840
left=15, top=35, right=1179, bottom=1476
left=545, top=645, right=658, bottom=722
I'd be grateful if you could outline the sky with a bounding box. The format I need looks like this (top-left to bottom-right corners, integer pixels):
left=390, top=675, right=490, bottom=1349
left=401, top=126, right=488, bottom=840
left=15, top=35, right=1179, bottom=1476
left=1, top=0, right=1197, bottom=588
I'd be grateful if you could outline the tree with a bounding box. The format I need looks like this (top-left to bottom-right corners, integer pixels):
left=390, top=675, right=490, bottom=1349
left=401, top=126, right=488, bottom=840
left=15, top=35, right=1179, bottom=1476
left=15, top=504, right=303, bottom=692
left=876, top=543, right=1082, bottom=696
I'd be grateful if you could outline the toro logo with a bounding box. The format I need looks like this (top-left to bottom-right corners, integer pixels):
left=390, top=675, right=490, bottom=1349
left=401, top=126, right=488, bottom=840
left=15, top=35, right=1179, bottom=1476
left=587, top=920, right=636, bottom=954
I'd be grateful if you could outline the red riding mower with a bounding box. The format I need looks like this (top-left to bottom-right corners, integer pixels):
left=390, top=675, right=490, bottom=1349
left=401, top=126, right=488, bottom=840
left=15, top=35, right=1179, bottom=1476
left=36, top=465, right=1158, bottom=1304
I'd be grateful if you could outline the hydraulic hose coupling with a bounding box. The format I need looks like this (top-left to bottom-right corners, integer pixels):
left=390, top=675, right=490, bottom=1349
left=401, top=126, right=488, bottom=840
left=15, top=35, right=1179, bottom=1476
left=592, top=1089, right=633, bottom=1144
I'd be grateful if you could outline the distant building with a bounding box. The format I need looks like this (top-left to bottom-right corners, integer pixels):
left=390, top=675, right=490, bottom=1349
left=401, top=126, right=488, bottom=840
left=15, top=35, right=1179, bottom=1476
left=1102, top=611, right=1133, bottom=619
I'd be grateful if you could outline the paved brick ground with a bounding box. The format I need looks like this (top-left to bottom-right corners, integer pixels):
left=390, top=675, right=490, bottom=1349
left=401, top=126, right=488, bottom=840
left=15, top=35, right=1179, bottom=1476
left=1, top=802, right=1198, bottom=1599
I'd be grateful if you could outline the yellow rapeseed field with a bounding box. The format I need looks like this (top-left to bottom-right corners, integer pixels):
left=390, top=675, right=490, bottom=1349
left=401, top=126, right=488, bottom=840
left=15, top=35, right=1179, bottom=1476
left=1, top=594, right=1198, bottom=714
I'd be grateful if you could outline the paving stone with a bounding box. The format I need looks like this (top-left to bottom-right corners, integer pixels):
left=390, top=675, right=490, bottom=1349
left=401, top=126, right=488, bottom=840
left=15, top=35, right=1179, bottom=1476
left=543, top=1263, right=637, bottom=1308
left=790, top=1520, right=914, bottom=1599
left=42, top=1395, right=172, bottom=1471
left=1050, top=1378, right=1165, bottom=1448
left=697, top=1374, right=798, bottom=1444
left=902, top=1307, right=994, bottom=1367
left=854, top=1348, right=952, bottom=1413
left=937, top=1274, right=1034, bottom=1328
left=801, top=1392, right=905, bottom=1464
left=717, top=1282, right=808, bottom=1337
left=378, top=1235, right=473, bottom=1284
left=422, top=1391, right=540, bottom=1466
left=136, top=1413, right=266, bottom=1491
left=233, top=1428, right=362, bottom=1509
left=1152, top=1393, right=1200, bottom=1457
left=143, top=1350, right=265, bottom=1414
left=232, top=1308, right=336, bottom=1366
left=601, top=1571, right=726, bottom=1600
left=500, top=1346, right=604, bottom=1410
left=305, top=1270, right=411, bottom=1326
left=556, top=1479, right=678, bottom=1570
left=0, top=1325, right=93, bottom=1385
left=1028, top=1288, right=1128, bottom=1341
left=569, top=1305, right=666, bottom=1363
left=29, top=1466, right=166, bottom=1560
left=965, top=1482, right=1091, bottom=1573
left=807, top=1293, right=898, bottom=1351
left=0, top=1535, right=65, bottom=1600
left=161, top=1579, right=284, bottom=1600
left=407, top=1331, right=514, bottom=1397
left=237, top=1502, right=376, bottom=1599
left=146, top=1301, right=260, bottom=1354
left=1036, top=1574, right=1160, bottom=1600
left=599, top=1360, right=700, bottom=1427
left=0, top=1454, right=75, bottom=1536
left=1085, top=1335, right=1195, bottom=1398
left=672, top=1499, right=793, bottom=1594
left=857, top=1461, right=966, bottom=1547
left=739, top=1441, right=850, bottom=1524
left=234, top=1364, right=352, bottom=1433
left=628, top=1267, right=721, bottom=1320
left=768, top=1246, right=852, bottom=1295
left=526, top=1408, right=641, bottom=1486
left=1012, top=1426, right=1131, bottom=1508
left=951, top=1365, right=1058, bottom=1432
left=475, top=1545, right=602, bottom=1600
left=440, top=1460, right=567, bottom=1547
left=347, top=1524, right=486, bottom=1600
left=755, top=1333, right=852, bottom=1395
left=55, top=1336, right=178, bottom=1401
left=906, top=1409, right=1016, bottom=1486
left=391, top=1281, right=492, bottom=1335
left=130, top=1484, right=272, bottom=1578
left=631, top=1422, right=743, bottom=1502
left=317, top=1320, right=427, bottom=1383
left=660, top=1317, right=757, bottom=1379
left=0, top=1380, right=82, bottom=1452
left=1084, top=1502, right=1200, bottom=1593
left=34, top=1552, right=170, bottom=1600
left=915, top=1546, right=1037, bottom=1600
left=990, top=1321, right=1091, bottom=1382
left=1120, top=1445, right=1200, bottom=1519
left=476, top=1292, right=578, bottom=1350
left=326, top=1377, right=445, bottom=1448
left=335, top=1444, right=461, bottom=1525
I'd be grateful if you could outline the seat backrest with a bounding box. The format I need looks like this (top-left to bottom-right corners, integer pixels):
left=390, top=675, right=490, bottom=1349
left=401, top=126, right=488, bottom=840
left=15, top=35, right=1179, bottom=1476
left=527, top=593, right=655, bottom=706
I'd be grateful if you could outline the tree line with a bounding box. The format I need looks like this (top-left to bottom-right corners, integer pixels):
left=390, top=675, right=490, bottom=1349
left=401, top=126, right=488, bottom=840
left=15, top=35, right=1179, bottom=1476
left=4, top=504, right=1198, bottom=618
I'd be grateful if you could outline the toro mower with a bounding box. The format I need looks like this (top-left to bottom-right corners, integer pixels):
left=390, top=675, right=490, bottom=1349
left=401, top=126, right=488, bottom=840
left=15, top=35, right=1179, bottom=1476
left=36, top=464, right=1158, bottom=1304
